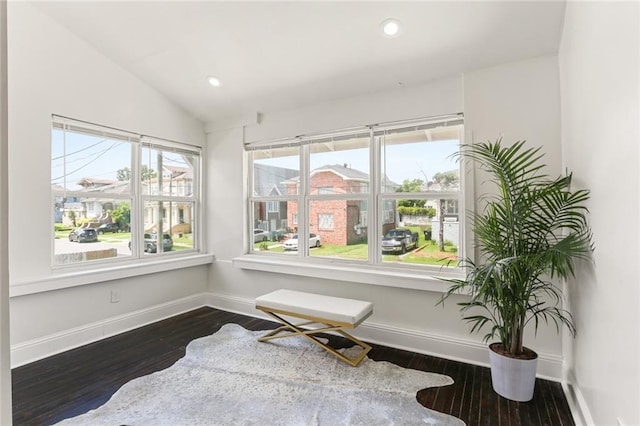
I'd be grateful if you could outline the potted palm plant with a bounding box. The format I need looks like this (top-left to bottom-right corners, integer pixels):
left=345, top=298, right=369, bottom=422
left=440, top=139, right=593, bottom=402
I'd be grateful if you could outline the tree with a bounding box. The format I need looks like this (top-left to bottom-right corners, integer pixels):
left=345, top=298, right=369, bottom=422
left=116, top=166, right=157, bottom=181
left=432, top=171, right=459, bottom=251
left=110, top=202, right=131, bottom=231
left=396, top=179, right=426, bottom=209
left=117, top=167, right=130, bottom=181
left=432, top=171, right=458, bottom=189
left=68, top=211, right=77, bottom=227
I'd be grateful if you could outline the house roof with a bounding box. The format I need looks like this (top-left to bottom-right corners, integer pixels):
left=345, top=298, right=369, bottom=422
left=311, top=164, right=369, bottom=181
left=284, top=164, right=399, bottom=189
left=162, top=165, right=193, bottom=181
left=81, top=180, right=131, bottom=195
left=253, top=163, right=299, bottom=197
left=77, top=177, right=118, bottom=188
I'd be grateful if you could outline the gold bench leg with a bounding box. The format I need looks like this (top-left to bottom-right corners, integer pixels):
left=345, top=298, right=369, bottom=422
left=257, top=309, right=372, bottom=367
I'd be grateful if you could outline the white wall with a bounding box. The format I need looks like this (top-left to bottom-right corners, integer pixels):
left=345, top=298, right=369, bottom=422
left=0, top=1, right=11, bottom=422
left=559, top=2, right=640, bottom=425
left=207, top=56, right=567, bottom=379
left=7, top=3, right=209, bottom=363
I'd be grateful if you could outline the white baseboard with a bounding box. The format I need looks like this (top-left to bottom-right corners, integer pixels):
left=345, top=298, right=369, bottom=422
left=11, top=292, right=210, bottom=368
left=562, top=376, right=595, bottom=426
left=206, top=292, right=563, bottom=381
left=12, top=291, right=564, bottom=382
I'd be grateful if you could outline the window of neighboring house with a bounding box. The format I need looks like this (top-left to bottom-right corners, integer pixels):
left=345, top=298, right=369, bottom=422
left=318, top=213, right=334, bottom=230
left=444, top=199, right=459, bottom=217
left=267, top=200, right=279, bottom=213
left=51, top=116, right=201, bottom=267
left=359, top=211, right=368, bottom=227
left=245, top=115, right=463, bottom=271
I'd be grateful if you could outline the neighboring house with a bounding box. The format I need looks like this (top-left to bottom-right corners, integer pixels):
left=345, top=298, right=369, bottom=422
left=52, top=184, right=79, bottom=224
left=423, top=169, right=460, bottom=244
left=144, top=165, right=194, bottom=233
left=253, top=163, right=299, bottom=233
left=54, top=178, right=122, bottom=227
left=285, top=164, right=397, bottom=246
left=77, top=178, right=127, bottom=219
left=423, top=169, right=460, bottom=222
left=58, top=166, right=195, bottom=234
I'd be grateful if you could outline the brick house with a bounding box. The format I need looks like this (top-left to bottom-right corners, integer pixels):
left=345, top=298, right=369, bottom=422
left=285, top=164, right=396, bottom=246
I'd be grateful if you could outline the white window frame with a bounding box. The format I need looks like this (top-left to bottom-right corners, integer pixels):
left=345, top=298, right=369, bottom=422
left=51, top=116, right=202, bottom=269
left=243, top=114, right=467, bottom=283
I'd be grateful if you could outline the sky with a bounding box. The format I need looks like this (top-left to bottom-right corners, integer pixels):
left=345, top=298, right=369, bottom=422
left=51, top=129, right=191, bottom=191
left=256, top=139, right=459, bottom=185
left=52, top=128, right=460, bottom=192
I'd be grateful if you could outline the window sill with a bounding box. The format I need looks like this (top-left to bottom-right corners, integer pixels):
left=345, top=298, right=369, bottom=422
left=10, top=253, right=215, bottom=297
left=232, top=254, right=462, bottom=292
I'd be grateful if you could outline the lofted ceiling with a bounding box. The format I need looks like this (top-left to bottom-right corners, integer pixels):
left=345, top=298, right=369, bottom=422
left=33, top=1, right=566, bottom=124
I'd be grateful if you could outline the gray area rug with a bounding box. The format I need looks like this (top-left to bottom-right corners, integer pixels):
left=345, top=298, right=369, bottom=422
left=56, top=323, right=465, bottom=425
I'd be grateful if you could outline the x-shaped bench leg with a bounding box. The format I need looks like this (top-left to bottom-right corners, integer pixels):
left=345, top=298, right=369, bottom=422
left=257, top=310, right=372, bottom=367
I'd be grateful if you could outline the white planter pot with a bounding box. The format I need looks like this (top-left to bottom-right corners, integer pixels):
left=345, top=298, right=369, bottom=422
left=488, top=343, right=538, bottom=402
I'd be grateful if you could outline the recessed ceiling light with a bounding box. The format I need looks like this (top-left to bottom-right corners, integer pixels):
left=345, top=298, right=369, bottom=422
left=207, top=76, right=222, bottom=87
left=381, top=18, right=401, bottom=38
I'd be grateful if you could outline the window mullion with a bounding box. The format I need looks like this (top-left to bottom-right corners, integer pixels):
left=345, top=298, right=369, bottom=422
left=369, top=128, right=379, bottom=265
left=131, top=142, right=142, bottom=257
left=299, top=144, right=309, bottom=258
left=247, top=151, right=254, bottom=253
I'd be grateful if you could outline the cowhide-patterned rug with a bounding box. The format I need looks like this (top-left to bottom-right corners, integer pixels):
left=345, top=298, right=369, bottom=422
left=56, top=323, right=465, bottom=425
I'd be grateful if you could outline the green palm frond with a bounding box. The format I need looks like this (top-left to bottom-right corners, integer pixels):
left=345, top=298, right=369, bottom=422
left=441, top=139, right=593, bottom=356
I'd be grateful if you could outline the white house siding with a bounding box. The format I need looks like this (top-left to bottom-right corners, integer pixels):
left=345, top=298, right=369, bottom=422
left=429, top=220, right=459, bottom=246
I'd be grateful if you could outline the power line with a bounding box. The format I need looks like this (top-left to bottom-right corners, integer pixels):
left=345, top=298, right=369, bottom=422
left=51, top=138, right=109, bottom=160
left=51, top=141, right=119, bottom=183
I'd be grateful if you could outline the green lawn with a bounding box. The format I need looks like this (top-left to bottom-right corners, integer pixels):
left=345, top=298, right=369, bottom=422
left=255, top=236, right=459, bottom=267
left=311, top=243, right=368, bottom=259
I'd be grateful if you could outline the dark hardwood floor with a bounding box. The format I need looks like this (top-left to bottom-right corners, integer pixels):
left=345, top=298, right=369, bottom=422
left=12, top=307, right=575, bottom=426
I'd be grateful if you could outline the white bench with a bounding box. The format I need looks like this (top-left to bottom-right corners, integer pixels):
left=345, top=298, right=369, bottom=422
left=255, top=289, right=373, bottom=366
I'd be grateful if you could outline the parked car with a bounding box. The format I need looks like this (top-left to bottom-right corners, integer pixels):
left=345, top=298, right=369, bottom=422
left=253, top=229, right=270, bottom=242
left=381, top=228, right=419, bottom=254
left=143, top=233, right=173, bottom=253
left=68, top=228, right=98, bottom=243
left=97, top=223, right=120, bottom=234
left=283, top=233, right=321, bottom=251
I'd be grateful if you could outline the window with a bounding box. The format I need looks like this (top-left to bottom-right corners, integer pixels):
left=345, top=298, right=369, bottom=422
left=250, top=145, right=300, bottom=248
left=246, top=114, right=463, bottom=270
left=267, top=201, right=279, bottom=213
left=52, top=116, right=201, bottom=267
left=318, top=213, right=334, bottom=230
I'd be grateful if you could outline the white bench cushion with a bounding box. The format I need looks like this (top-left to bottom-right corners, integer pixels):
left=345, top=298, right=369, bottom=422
left=255, top=289, right=373, bottom=326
